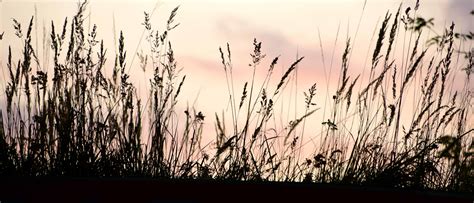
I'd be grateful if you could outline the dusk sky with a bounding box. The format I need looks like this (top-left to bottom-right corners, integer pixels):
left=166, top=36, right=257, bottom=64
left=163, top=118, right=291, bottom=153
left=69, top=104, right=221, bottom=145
left=1, top=0, right=473, bottom=148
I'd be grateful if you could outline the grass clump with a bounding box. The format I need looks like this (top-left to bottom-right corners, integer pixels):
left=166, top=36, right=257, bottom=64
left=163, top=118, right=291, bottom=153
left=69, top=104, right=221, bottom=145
left=0, top=0, right=472, bottom=193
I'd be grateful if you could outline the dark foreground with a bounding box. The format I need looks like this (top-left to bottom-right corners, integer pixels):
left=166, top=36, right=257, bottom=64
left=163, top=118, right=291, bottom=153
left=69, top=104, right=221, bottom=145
left=0, top=178, right=472, bottom=203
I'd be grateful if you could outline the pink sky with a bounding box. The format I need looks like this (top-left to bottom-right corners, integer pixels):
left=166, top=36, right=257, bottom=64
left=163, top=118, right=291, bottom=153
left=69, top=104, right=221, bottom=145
left=1, top=0, right=473, bottom=150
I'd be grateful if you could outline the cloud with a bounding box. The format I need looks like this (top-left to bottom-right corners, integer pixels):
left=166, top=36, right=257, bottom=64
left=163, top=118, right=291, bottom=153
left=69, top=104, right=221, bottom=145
left=213, top=15, right=334, bottom=85
left=215, top=15, right=303, bottom=57
left=445, top=0, right=473, bottom=31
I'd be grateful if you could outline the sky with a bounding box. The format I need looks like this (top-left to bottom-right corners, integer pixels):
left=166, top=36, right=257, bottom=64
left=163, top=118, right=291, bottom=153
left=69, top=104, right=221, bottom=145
left=1, top=0, right=473, bottom=150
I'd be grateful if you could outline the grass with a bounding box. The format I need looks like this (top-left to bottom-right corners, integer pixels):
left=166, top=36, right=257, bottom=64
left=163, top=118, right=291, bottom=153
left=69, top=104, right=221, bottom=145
left=0, top=0, right=472, bottom=193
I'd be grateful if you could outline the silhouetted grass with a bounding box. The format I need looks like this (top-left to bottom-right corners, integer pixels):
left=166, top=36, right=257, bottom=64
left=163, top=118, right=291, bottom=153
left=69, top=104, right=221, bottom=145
left=0, top=0, right=472, bottom=193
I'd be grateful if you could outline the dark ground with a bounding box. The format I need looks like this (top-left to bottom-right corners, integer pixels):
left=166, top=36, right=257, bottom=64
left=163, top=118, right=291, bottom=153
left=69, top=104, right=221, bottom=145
left=0, top=178, right=472, bottom=203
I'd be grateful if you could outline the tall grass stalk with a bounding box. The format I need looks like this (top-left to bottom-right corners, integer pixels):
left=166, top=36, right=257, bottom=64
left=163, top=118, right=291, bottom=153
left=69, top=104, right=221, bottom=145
left=0, top=0, right=472, bottom=193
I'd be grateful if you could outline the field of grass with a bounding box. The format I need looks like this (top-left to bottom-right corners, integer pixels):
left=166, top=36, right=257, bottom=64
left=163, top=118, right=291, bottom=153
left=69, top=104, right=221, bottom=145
left=0, top=0, right=472, bottom=194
